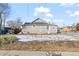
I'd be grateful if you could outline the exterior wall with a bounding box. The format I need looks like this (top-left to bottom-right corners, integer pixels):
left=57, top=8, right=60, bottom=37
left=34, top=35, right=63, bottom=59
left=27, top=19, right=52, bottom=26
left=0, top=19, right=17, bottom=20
left=22, top=25, right=57, bottom=34
left=49, top=26, right=57, bottom=33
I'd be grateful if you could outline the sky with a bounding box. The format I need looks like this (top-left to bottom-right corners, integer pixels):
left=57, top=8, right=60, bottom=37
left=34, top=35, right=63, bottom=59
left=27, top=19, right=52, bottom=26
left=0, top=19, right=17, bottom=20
left=6, top=3, right=79, bottom=27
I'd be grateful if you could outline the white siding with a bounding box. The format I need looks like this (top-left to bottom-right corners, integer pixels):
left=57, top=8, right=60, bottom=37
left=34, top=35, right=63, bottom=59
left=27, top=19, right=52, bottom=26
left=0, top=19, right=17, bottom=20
left=22, top=25, right=57, bottom=34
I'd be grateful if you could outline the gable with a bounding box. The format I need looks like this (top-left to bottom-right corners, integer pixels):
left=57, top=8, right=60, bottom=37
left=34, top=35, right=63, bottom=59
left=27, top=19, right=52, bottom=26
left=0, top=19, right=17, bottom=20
left=32, top=18, right=48, bottom=24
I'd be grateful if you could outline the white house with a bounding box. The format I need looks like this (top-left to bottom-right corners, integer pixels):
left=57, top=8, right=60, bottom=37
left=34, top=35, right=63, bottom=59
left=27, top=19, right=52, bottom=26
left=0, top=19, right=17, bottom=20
left=22, top=18, right=58, bottom=34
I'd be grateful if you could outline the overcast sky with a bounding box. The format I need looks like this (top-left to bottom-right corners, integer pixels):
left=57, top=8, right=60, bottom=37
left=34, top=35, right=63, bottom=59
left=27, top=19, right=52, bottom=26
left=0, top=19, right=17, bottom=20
left=6, top=3, right=79, bottom=27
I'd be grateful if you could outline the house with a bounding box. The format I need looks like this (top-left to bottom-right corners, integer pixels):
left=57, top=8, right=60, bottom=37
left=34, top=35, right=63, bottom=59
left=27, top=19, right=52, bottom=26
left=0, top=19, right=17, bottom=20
left=21, top=18, right=58, bottom=34
left=67, top=26, right=76, bottom=31
left=60, top=25, right=76, bottom=33
left=60, top=27, right=71, bottom=32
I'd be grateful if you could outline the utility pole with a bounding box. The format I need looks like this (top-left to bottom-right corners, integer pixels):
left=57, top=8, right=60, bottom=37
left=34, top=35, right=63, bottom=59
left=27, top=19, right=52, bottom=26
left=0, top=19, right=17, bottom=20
left=26, top=3, right=29, bottom=21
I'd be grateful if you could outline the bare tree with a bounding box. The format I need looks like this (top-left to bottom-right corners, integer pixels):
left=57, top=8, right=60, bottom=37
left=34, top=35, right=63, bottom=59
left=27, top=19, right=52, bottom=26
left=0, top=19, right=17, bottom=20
left=7, top=18, right=22, bottom=29
left=0, top=3, right=10, bottom=31
left=76, top=23, right=79, bottom=31
left=7, top=18, right=22, bottom=34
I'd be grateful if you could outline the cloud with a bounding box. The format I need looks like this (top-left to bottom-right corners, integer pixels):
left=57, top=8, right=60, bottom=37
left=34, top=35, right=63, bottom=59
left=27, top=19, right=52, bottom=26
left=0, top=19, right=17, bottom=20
left=53, top=19, right=64, bottom=23
left=59, top=3, right=75, bottom=6
left=76, top=19, right=79, bottom=22
left=52, top=19, right=64, bottom=27
left=76, top=4, right=79, bottom=6
left=59, top=3, right=79, bottom=7
left=34, top=7, right=50, bottom=14
left=69, top=11, right=79, bottom=17
left=43, top=18, right=51, bottom=22
left=34, top=12, right=38, bottom=16
left=46, top=13, right=53, bottom=18
left=34, top=6, right=53, bottom=18
left=66, top=11, right=72, bottom=13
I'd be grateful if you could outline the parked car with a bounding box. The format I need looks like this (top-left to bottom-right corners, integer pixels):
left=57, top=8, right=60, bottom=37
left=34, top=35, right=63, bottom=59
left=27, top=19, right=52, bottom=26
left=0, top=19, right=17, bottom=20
left=0, top=27, right=22, bottom=34
left=0, top=27, right=14, bottom=34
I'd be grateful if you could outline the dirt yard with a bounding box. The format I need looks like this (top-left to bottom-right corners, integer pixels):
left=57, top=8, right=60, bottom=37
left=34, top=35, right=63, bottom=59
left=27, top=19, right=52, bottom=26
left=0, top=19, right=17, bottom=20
left=0, top=41, right=79, bottom=52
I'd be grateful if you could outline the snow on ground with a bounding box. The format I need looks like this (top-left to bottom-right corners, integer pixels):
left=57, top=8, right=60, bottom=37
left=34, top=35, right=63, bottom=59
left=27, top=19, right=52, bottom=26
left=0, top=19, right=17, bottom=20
left=16, top=32, right=79, bottom=42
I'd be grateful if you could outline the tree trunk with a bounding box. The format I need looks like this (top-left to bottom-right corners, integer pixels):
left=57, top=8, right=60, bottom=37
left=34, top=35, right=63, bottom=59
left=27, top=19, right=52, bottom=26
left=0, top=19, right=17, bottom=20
left=0, top=13, right=2, bottom=31
left=1, top=13, right=5, bottom=30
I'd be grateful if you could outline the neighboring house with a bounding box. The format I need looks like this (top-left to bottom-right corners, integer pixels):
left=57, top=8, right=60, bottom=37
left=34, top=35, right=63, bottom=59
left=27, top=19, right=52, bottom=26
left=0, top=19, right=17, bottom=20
left=22, top=18, right=58, bottom=34
left=60, top=27, right=71, bottom=32
left=67, top=26, right=76, bottom=31
left=60, top=26, right=76, bottom=33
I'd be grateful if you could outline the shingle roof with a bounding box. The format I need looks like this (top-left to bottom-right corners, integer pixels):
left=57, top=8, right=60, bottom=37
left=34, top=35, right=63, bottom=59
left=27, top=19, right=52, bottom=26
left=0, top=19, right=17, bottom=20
left=22, top=18, right=57, bottom=26
left=32, top=18, right=48, bottom=24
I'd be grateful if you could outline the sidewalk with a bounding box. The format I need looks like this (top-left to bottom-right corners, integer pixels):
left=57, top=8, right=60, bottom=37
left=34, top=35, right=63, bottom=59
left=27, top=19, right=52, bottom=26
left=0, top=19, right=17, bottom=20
left=0, top=50, right=79, bottom=56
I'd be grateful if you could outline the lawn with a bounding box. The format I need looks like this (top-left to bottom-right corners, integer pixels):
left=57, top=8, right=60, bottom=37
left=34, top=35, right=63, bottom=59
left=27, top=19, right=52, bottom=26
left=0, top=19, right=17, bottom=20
left=0, top=35, right=17, bottom=45
left=0, top=40, right=79, bottom=52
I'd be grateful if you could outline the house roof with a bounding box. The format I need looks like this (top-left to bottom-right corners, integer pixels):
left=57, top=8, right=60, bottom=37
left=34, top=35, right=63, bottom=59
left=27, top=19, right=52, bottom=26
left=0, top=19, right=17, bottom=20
left=32, top=18, right=48, bottom=24
left=22, top=18, right=57, bottom=26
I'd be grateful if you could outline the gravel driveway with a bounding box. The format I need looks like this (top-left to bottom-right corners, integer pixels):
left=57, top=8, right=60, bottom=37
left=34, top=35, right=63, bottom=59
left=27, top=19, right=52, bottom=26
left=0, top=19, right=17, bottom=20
left=16, top=32, right=79, bottom=42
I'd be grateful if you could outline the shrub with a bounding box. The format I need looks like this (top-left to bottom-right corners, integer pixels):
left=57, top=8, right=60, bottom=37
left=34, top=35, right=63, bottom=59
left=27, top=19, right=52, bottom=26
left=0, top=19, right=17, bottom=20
left=14, top=28, right=21, bottom=34
left=0, top=35, right=16, bottom=45
left=76, top=23, right=79, bottom=31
